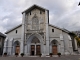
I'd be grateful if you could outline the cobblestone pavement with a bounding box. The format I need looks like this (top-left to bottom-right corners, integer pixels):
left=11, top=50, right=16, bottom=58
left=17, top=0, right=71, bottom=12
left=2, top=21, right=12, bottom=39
left=0, top=55, right=80, bottom=60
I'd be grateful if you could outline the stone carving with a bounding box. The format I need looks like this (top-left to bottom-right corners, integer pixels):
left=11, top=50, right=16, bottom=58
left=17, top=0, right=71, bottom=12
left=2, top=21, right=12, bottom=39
left=39, top=33, right=44, bottom=39
left=32, top=14, right=39, bottom=30
left=31, top=37, right=40, bottom=43
left=25, top=33, right=31, bottom=44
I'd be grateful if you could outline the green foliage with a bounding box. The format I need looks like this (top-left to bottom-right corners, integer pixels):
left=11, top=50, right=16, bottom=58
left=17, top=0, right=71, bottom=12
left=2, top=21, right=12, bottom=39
left=39, top=53, right=42, bottom=55
left=49, top=53, right=53, bottom=55
left=57, top=53, right=61, bottom=55
left=75, top=36, right=80, bottom=47
left=70, top=32, right=80, bottom=47
left=21, top=53, right=24, bottom=56
left=21, top=53, right=24, bottom=57
left=39, top=53, right=42, bottom=57
left=4, top=52, right=7, bottom=55
left=15, top=53, right=18, bottom=55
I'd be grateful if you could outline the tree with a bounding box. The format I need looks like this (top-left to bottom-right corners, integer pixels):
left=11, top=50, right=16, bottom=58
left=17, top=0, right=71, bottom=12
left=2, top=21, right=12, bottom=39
left=69, top=32, right=80, bottom=47
left=75, top=36, right=80, bottom=47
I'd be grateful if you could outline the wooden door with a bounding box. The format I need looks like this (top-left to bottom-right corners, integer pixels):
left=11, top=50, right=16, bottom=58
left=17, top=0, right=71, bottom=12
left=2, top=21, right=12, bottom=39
left=36, top=45, right=41, bottom=55
left=52, top=45, right=57, bottom=55
left=31, top=45, right=35, bottom=55
left=15, top=46, right=20, bottom=54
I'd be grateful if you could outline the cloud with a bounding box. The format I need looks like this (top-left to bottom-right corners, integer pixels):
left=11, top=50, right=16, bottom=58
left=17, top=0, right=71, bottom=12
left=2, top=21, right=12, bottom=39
left=0, top=0, right=80, bottom=33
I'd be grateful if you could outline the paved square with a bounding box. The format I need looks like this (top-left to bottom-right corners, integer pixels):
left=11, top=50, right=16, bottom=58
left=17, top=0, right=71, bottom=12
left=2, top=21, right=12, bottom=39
left=0, top=55, right=80, bottom=60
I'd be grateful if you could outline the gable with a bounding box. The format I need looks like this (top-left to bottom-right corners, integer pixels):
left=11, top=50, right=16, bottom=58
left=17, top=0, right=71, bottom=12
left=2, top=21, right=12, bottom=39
left=5, top=24, right=22, bottom=34
left=23, top=5, right=49, bottom=32
left=22, top=4, right=48, bottom=14
left=49, top=24, right=70, bottom=33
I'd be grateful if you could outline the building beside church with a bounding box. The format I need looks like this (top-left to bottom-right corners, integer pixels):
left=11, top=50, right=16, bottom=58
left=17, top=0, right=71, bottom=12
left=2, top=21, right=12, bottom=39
left=3, top=5, right=78, bottom=56
left=73, top=31, right=80, bottom=38
left=0, top=32, right=6, bottom=55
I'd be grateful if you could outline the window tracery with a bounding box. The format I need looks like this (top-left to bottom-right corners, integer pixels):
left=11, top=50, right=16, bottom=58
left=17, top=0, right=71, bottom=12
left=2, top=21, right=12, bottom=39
left=32, top=15, right=39, bottom=30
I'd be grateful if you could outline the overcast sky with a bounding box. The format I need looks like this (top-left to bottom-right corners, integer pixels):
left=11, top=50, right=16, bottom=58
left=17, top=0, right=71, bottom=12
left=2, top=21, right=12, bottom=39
left=0, top=0, right=80, bottom=33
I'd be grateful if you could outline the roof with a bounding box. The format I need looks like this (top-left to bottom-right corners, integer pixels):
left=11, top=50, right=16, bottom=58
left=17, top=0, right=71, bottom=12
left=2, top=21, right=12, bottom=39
left=49, top=24, right=70, bottom=33
left=5, top=24, right=70, bottom=34
left=5, top=24, right=22, bottom=34
left=22, top=4, right=49, bottom=14
left=0, top=32, right=6, bottom=38
left=62, top=28, right=70, bottom=33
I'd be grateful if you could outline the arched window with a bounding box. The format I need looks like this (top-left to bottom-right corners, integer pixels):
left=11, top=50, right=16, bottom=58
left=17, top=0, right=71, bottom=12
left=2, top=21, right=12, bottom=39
left=32, top=15, right=39, bottom=30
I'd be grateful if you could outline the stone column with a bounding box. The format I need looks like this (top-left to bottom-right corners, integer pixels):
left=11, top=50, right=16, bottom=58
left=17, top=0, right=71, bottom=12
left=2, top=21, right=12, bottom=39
left=35, top=45, right=36, bottom=55
left=12, top=46, right=15, bottom=55
left=24, top=14, right=27, bottom=44
left=9, top=38, right=13, bottom=55
left=60, top=34, right=65, bottom=55
left=3, top=38, right=8, bottom=54
left=24, top=45, right=28, bottom=56
left=20, top=13, right=25, bottom=53
left=45, top=10, right=49, bottom=55
left=58, top=44, right=60, bottom=53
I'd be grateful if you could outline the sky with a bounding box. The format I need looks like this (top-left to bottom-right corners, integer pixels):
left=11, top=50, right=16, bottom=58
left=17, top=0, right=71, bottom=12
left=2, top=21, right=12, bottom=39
left=0, top=0, right=80, bottom=33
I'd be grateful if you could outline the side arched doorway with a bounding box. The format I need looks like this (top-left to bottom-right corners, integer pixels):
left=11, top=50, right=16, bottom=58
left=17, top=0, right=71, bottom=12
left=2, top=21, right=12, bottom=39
left=14, top=41, right=20, bottom=55
left=51, top=40, right=58, bottom=55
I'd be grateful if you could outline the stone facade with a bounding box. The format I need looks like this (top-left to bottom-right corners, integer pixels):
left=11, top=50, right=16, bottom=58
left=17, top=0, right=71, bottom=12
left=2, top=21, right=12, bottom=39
left=3, top=5, right=78, bottom=56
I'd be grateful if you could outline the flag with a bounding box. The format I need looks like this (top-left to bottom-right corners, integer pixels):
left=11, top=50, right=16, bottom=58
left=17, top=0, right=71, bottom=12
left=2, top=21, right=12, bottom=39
left=78, top=2, right=80, bottom=6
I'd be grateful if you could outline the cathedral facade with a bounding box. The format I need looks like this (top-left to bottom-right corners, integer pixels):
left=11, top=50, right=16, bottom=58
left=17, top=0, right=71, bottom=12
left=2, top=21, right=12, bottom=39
left=3, top=5, right=78, bottom=56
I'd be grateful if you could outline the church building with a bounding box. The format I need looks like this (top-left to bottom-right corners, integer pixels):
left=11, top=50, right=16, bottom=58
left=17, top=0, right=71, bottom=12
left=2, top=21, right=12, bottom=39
left=3, top=5, right=78, bottom=56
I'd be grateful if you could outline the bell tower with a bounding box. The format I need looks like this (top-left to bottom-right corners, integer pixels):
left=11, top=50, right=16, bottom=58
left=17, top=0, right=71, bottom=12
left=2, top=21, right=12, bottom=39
left=21, top=5, right=50, bottom=55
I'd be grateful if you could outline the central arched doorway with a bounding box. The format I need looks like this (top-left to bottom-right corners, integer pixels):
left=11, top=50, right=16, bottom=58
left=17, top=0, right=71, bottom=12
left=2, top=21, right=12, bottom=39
left=26, top=33, right=43, bottom=56
left=30, top=37, right=41, bottom=55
